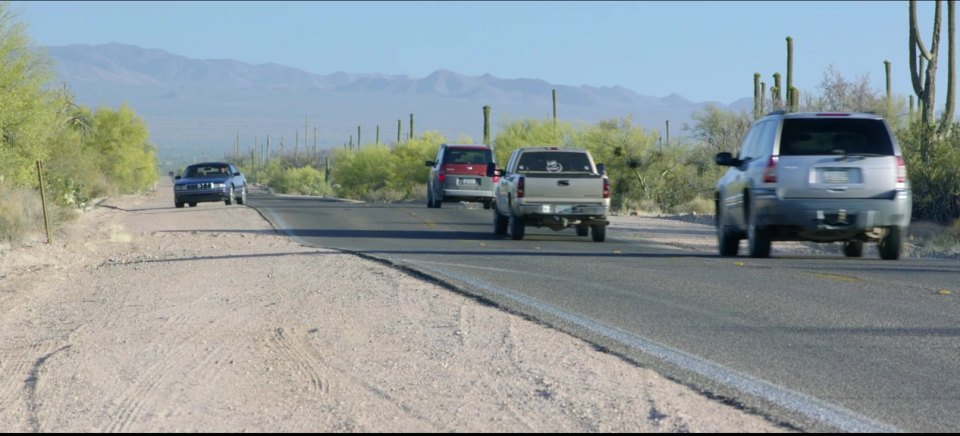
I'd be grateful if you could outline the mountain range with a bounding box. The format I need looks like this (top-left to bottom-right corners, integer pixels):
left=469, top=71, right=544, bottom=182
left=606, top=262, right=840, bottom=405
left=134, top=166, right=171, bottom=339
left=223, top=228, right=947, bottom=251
left=44, top=43, right=752, bottom=163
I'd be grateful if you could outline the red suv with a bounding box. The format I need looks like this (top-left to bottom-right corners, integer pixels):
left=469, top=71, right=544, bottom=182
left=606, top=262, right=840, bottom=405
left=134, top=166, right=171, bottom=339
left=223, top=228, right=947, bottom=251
left=425, top=144, right=497, bottom=209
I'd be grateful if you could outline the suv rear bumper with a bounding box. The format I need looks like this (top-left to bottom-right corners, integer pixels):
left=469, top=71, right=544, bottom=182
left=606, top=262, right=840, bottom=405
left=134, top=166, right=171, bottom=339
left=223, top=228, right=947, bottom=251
left=751, top=188, right=912, bottom=240
left=442, top=188, right=495, bottom=200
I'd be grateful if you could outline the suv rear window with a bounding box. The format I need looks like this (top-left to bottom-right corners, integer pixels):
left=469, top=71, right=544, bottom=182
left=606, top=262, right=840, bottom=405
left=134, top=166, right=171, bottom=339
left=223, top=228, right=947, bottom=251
left=443, top=148, right=492, bottom=164
left=779, top=118, right=894, bottom=156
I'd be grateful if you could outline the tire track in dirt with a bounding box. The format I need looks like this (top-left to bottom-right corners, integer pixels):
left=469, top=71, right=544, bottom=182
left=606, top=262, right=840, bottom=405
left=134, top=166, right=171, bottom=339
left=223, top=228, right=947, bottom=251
left=0, top=341, right=60, bottom=420
left=24, top=345, right=72, bottom=433
left=266, top=326, right=329, bottom=398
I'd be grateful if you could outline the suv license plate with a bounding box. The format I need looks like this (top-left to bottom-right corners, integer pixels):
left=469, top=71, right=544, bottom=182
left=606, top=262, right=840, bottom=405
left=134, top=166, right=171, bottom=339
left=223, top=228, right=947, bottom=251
left=460, top=178, right=478, bottom=185
left=823, top=170, right=849, bottom=184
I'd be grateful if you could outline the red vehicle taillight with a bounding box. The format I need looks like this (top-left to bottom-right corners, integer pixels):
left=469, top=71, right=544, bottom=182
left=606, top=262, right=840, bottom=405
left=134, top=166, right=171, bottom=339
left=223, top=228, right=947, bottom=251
left=438, top=171, right=446, bottom=183
left=762, top=156, right=779, bottom=183
left=896, top=155, right=907, bottom=183
left=493, top=174, right=500, bottom=184
left=516, top=176, right=525, bottom=198
left=602, top=178, right=611, bottom=199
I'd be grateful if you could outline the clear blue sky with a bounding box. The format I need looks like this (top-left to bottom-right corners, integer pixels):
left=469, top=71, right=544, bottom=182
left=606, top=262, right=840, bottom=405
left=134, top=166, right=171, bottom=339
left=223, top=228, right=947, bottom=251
left=10, top=1, right=944, bottom=105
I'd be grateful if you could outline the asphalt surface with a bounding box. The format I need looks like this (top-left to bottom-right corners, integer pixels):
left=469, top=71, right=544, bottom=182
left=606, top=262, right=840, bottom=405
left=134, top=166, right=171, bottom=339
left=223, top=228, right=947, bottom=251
left=247, top=189, right=960, bottom=433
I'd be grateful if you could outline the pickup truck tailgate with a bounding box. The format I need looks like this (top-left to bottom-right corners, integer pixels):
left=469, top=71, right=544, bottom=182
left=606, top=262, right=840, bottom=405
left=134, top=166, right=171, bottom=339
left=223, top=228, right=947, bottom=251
left=522, top=175, right=605, bottom=203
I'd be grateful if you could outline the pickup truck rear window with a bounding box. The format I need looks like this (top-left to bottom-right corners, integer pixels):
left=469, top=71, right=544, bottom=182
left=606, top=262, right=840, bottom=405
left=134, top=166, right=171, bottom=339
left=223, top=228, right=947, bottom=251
left=444, top=149, right=493, bottom=164
left=516, top=152, right=593, bottom=174
left=779, top=118, right=894, bottom=156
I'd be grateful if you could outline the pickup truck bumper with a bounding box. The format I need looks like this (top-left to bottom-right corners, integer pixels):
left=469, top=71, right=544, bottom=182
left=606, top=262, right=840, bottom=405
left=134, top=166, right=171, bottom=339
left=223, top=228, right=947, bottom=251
left=515, top=203, right=608, bottom=216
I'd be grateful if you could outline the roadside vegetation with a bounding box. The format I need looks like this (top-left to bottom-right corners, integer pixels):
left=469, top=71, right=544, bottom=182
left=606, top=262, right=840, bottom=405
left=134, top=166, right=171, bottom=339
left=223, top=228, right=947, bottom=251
left=0, top=3, right=158, bottom=245
left=1, top=0, right=955, bottom=258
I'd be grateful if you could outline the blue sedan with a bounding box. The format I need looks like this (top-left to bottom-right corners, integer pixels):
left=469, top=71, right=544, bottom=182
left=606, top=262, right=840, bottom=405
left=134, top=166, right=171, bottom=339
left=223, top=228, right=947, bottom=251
left=173, top=162, right=247, bottom=208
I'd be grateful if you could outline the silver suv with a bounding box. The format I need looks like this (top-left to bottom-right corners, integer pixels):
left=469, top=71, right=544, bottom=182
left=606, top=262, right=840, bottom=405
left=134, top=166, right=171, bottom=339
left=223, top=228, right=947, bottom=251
left=714, top=111, right=911, bottom=260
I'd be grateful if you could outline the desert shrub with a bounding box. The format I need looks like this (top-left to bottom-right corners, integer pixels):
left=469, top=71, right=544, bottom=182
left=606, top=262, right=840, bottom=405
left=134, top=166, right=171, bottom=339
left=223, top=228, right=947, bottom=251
left=330, top=145, right=393, bottom=199
left=271, top=166, right=333, bottom=196
left=897, top=122, right=960, bottom=224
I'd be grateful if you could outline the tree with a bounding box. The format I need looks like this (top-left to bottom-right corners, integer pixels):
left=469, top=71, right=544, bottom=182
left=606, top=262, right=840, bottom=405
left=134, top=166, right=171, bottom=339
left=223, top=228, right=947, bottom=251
left=0, top=1, right=57, bottom=186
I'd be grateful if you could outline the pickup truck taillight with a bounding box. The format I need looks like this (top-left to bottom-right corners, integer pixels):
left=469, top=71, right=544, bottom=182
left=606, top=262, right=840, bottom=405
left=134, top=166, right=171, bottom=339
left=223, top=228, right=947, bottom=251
left=517, top=176, right=525, bottom=198
left=603, top=178, right=611, bottom=199
left=896, top=155, right=907, bottom=184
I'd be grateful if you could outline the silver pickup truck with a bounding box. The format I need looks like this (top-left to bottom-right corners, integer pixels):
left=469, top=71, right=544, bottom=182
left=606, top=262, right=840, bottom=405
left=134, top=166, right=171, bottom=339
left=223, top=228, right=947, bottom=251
left=488, top=146, right=610, bottom=241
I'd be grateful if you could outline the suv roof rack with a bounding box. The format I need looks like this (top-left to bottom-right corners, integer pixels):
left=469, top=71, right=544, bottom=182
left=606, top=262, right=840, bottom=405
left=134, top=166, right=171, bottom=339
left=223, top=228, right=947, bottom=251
left=766, top=110, right=786, bottom=116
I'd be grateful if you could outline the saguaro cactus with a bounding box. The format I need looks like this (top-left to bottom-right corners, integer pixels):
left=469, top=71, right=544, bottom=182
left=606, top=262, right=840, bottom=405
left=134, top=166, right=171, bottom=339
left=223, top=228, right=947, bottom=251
left=357, top=125, right=361, bottom=149
left=761, top=81, right=767, bottom=114
left=409, top=113, right=415, bottom=140
left=786, top=36, right=794, bottom=111
left=772, top=73, right=783, bottom=110
left=552, top=89, right=558, bottom=124
left=753, top=73, right=762, bottom=119
left=397, top=119, right=402, bottom=143
left=910, top=0, right=943, bottom=130
left=376, top=125, right=380, bottom=144
left=483, top=105, right=491, bottom=146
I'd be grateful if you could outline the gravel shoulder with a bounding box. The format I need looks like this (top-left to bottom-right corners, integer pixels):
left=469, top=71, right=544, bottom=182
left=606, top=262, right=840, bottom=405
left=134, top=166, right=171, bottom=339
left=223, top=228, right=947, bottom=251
left=0, top=179, right=791, bottom=432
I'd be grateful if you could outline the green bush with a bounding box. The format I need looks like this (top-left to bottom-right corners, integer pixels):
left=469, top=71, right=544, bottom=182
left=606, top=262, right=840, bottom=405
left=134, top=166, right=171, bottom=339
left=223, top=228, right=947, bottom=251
left=271, top=166, right=333, bottom=196
left=897, top=121, right=960, bottom=224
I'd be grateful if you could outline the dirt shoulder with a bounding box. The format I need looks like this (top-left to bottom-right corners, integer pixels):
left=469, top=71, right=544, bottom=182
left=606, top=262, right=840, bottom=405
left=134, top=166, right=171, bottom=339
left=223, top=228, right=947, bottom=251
left=0, top=179, right=788, bottom=432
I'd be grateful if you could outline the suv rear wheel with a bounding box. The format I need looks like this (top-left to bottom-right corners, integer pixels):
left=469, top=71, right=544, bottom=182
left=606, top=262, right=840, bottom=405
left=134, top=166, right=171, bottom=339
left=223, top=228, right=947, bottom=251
left=716, top=205, right=740, bottom=257
left=842, top=241, right=864, bottom=257
left=747, top=201, right=771, bottom=258
left=878, top=226, right=903, bottom=260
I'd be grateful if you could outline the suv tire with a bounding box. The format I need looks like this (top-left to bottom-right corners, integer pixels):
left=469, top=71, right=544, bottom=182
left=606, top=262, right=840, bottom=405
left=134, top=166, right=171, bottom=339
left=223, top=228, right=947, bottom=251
left=842, top=241, right=864, bottom=258
left=717, top=205, right=740, bottom=257
left=747, top=208, right=771, bottom=258
left=878, top=226, right=903, bottom=260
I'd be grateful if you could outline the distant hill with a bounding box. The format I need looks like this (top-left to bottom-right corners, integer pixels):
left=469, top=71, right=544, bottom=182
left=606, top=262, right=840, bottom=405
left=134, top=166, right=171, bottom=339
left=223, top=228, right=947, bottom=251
left=42, top=43, right=753, bottom=162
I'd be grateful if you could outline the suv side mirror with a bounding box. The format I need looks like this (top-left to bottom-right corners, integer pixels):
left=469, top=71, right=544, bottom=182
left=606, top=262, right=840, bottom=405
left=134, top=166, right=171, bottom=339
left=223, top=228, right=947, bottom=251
left=175, top=175, right=181, bottom=180
left=425, top=160, right=436, bottom=167
left=485, top=162, right=501, bottom=177
left=596, top=163, right=606, bottom=175
left=715, top=152, right=739, bottom=167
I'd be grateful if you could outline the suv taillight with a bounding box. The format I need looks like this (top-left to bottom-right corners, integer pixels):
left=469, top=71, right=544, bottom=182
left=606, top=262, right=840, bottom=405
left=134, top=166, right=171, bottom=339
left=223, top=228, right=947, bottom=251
left=438, top=171, right=446, bottom=183
left=896, top=155, right=907, bottom=184
left=762, top=156, right=779, bottom=183
left=602, top=178, right=611, bottom=199
left=517, top=176, right=525, bottom=198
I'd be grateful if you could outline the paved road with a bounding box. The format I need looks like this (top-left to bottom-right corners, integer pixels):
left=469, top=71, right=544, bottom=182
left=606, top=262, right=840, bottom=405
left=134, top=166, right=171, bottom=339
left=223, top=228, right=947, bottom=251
left=248, top=189, right=960, bottom=433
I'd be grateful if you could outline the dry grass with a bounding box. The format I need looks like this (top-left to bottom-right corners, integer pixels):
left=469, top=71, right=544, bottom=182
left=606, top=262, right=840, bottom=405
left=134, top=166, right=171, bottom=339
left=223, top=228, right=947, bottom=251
left=0, top=185, right=74, bottom=247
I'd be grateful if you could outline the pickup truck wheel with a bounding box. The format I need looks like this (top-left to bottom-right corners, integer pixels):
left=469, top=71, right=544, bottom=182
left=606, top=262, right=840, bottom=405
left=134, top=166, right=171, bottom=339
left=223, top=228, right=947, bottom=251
left=188, top=202, right=197, bottom=207
left=747, top=221, right=771, bottom=258
left=493, top=208, right=509, bottom=236
left=842, top=241, right=863, bottom=257
left=575, top=224, right=589, bottom=237
left=590, top=224, right=606, bottom=242
left=508, top=211, right=525, bottom=240
left=878, top=226, right=903, bottom=260
left=175, top=201, right=184, bottom=209
left=225, top=186, right=235, bottom=205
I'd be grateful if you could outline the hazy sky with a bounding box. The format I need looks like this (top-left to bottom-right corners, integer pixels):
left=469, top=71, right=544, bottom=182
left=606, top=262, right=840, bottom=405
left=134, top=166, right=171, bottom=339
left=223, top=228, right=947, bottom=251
left=11, top=1, right=943, bottom=105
